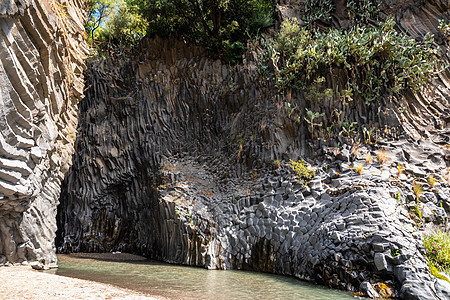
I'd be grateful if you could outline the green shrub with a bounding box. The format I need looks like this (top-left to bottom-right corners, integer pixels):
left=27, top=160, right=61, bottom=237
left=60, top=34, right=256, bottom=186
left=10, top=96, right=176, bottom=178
left=85, top=0, right=276, bottom=61
left=438, top=19, right=450, bottom=37
left=289, top=159, right=315, bottom=180
left=270, top=17, right=439, bottom=103
left=303, top=0, right=334, bottom=25
left=304, top=0, right=379, bottom=26
left=424, top=231, right=450, bottom=275
left=105, top=2, right=149, bottom=46
left=85, top=0, right=148, bottom=53
left=346, top=0, right=379, bottom=24
left=131, top=0, right=276, bottom=62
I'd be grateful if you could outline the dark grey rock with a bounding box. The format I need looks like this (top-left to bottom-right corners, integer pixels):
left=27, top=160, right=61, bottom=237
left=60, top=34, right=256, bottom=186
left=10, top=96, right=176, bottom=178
left=374, top=253, right=388, bottom=271
left=399, top=280, right=435, bottom=300
left=336, top=149, right=350, bottom=162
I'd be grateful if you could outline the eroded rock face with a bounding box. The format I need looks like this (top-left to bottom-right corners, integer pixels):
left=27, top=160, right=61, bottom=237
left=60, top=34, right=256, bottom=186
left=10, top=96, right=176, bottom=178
left=0, top=0, right=87, bottom=266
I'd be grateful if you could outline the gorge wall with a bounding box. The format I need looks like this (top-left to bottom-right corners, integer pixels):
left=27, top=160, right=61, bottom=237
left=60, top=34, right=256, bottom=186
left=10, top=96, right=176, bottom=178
left=0, top=0, right=87, bottom=266
left=0, top=0, right=448, bottom=299
left=57, top=0, right=450, bottom=298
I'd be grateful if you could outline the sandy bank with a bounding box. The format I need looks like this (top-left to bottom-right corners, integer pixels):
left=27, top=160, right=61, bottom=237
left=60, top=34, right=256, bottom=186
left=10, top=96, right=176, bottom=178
left=0, top=264, right=161, bottom=300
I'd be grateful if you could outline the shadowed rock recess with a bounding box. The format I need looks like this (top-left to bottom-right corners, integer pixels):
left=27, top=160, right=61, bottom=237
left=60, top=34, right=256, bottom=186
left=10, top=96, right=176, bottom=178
left=0, top=0, right=88, bottom=266
left=58, top=0, right=450, bottom=297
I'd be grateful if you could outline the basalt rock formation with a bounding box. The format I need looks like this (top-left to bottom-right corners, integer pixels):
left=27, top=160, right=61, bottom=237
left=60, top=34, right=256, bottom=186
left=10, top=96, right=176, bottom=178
left=0, top=0, right=87, bottom=266
left=0, top=0, right=440, bottom=298
left=57, top=0, right=450, bottom=297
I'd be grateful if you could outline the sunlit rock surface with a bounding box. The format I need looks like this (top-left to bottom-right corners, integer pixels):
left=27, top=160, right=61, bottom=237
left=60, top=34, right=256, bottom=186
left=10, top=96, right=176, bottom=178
left=0, top=0, right=87, bottom=266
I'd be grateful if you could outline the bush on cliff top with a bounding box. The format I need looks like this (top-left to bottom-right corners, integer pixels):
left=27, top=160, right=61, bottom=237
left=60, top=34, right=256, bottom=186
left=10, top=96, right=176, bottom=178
left=270, top=17, right=439, bottom=103
left=86, top=0, right=276, bottom=62
left=131, top=0, right=276, bottom=62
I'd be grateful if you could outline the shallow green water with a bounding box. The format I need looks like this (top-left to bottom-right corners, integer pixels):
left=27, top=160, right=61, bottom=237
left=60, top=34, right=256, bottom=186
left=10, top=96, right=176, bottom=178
left=53, top=255, right=357, bottom=300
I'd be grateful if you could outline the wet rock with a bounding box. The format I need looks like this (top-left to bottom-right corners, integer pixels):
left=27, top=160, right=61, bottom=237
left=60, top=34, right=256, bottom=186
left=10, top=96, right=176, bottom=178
left=360, top=281, right=380, bottom=298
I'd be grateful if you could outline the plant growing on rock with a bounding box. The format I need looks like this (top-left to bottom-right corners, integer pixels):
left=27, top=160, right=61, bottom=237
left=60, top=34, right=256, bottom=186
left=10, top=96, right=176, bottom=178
left=362, top=127, right=378, bottom=145
left=391, top=248, right=400, bottom=257
left=269, top=17, right=439, bottom=104
left=399, top=106, right=407, bottom=114
left=289, top=159, right=315, bottom=181
left=346, top=0, right=380, bottom=25
left=413, top=181, right=423, bottom=201
left=377, top=149, right=387, bottom=165
left=304, top=109, right=325, bottom=139
left=353, top=164, right=364, bottom=175
left=340, top=121, right=357, bottom=139
left=424, top=231, right=450, bottom=277
left=303, top=0, right=334, bottom=26
left=305, top=77, right=333, bottom=101
left=414, top=203, right=423, bottom=221
left=351, top=142, right=360, bottom=157
left=438, top=19, right=450, bottom=39
left=273, top=159, right=281, bottom=169
left=428, top=262, right=450, bottom=283
left=397, top=164, right=404, bottom=176
left=325, top=125, right=334, bottom=140
left=285, top=102, right=301, bottom=123
left=428, top=175, right=437, bottom=188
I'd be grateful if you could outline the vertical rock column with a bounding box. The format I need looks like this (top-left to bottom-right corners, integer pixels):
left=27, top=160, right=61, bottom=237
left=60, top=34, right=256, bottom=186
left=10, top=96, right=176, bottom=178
left=0, top=0, right=88, bottom=266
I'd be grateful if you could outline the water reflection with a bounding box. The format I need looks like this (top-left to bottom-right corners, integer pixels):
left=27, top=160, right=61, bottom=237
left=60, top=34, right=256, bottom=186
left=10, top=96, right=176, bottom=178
left=53, top=255, right=357, bottom=300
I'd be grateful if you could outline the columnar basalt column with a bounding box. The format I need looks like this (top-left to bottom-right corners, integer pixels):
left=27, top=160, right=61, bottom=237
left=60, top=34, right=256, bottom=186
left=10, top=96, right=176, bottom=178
left=0, top=0, right=88, bottom=266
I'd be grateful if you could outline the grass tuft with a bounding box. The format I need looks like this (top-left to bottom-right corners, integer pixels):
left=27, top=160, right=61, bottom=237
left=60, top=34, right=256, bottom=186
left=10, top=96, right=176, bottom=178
left=377, top=149, right=387, bottom=165
left=353, top=164, right=363, bottom=175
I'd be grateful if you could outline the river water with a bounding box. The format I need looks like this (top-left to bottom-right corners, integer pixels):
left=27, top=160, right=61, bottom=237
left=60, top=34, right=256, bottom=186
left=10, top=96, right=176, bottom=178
left=53, top=255, right=357, bottom=300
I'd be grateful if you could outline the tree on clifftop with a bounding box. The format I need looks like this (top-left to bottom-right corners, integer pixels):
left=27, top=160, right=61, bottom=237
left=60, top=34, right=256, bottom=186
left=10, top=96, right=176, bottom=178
left=130, top=0, right=276, bottom=62
left=85, top=0, right=148, bottom=49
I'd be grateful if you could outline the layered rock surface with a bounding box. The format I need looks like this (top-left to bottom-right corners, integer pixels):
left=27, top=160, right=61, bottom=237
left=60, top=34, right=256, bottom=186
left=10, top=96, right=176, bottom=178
left=0, top=0, right=87, bottom=266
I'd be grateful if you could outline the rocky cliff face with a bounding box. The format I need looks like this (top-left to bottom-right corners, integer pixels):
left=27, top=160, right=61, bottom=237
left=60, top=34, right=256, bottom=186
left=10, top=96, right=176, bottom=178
left=56, top=0, right=450, bottom=298
left=0, top=0, right=87, bottom=266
